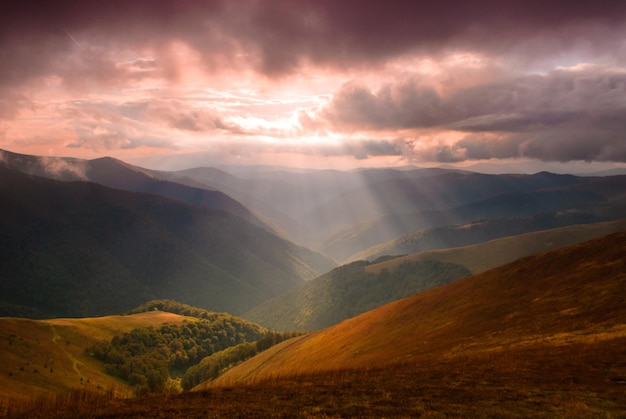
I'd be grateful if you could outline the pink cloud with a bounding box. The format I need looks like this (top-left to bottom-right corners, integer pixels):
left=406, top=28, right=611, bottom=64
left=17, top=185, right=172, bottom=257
left=1, top=1, right=626, bottom=167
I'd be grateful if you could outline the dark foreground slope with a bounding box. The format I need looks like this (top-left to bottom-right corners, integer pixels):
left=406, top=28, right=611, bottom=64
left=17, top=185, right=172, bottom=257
left=10, top=231, right=625, bottom=418
left=0, top=167, right=327, bottom=317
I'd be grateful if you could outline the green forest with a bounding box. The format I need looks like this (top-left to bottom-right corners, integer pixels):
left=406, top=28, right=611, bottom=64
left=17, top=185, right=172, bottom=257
left=246, top=259, right=472, bottom=331
left=181, top=331, right=303, bottom=390
left=88, top=300, right=300, bottom=394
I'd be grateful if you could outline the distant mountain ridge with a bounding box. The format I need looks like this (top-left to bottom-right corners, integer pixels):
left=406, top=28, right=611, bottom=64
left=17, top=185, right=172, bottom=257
left=349, top=212, right=615, bottom=262
left=365, top=218, right=626, bottom=276
left=325, top=175, right=626, bottom=261
left=0, top=166, right=331, bottom=318
left=167, top=162, right=626, bottom=260
left=0, top=149, right=271, bottom=233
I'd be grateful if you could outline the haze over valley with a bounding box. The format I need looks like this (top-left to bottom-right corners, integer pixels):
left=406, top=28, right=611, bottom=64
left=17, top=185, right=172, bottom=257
left=1, top=1, right=626, bottom=417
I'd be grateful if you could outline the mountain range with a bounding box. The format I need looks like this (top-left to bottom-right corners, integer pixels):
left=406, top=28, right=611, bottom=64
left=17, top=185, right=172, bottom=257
left=3, top=231, right=624, bottom=417
left=4, top=148, right=626, bottom=265
left=168, top=163, right=626, bottom=260
left=3, top=147, right=626, bottom=322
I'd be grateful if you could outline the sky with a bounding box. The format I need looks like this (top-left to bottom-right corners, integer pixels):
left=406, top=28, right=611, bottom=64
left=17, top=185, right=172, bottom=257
left=1, top=0, right=626, bottom=172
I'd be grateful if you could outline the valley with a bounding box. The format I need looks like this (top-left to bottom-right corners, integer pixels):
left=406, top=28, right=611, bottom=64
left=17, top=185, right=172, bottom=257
left=3, top=2, right=626, bottom=417
left=3, top=231, right=625, bottom=417
left=1, top=149, right=625, bottom=417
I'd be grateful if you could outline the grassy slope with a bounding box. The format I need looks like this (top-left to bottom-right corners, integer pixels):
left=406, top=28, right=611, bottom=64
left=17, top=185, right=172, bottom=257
left=0, top=312, right=188, bottom=403
left=208, top=230, right=626, bottom=386
left=366, top=217, right=626, bottom=275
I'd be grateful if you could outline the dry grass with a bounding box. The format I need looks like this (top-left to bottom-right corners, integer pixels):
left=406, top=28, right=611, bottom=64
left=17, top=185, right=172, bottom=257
left=0, top=312, right=188, bottom=403
left=4, top=334, right=625, bottom=418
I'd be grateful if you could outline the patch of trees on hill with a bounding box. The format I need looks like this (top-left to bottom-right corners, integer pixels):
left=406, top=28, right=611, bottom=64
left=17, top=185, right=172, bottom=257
left=88, top=300, right=300, bottom=395
left=327, top=259, right=473, bottom=322
left=181, top=331, right=303, bottom=390
left=127, top=299, right=242, bottom=322
left=245, top=259, right=472, bottom=331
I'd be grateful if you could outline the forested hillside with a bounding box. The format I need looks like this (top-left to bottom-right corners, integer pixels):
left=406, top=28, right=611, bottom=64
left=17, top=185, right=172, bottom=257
left=87, top=300, right=299, bottom=395
left=245, top=259, right=470, bottom=331
left=0, top=167, right=330, bottom=317
left=0, top=149, right=268, bottom=231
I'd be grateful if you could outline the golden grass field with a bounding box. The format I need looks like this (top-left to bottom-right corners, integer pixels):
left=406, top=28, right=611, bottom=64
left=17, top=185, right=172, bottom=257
left=0, top=311, right=189, bottom=404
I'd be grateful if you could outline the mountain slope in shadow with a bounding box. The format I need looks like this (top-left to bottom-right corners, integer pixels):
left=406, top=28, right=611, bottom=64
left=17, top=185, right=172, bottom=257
left=0, top=149, right=272, bottom=235
left=0, top=167, right=328, bottom=317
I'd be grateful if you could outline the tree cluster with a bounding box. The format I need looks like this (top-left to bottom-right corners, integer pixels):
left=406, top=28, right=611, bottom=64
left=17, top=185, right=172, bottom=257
left=181, top=331, right=303, bottom=390
left=127, top=299, right=249, bottom=323
left=89, top=314, right=265, bottom=395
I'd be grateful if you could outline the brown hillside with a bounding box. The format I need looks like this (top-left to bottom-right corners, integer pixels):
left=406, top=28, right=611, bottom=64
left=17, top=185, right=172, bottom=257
left=0, top=311, right=188, bottom=403
left=208, top=231, right=626, bottom=387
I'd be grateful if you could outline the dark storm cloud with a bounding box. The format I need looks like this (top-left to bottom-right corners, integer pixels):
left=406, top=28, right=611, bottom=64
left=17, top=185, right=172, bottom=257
left=318, top=79, right=446, bottom=129
left=234, top=0, right=626, bottom=74
left=0, top=0, right=224, bottom=88
left=2, top=0, right=626, bottom=165
left=315, top=66, right=626, bottom=162
left=1, top=0, right=625, bottom=88
left=340, top=139, right=405, bottom=160
left=319, top=67, right=626, bottom=131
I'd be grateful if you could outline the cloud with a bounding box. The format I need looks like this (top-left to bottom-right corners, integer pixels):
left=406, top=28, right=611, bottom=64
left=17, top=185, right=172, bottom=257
left=318, top=66, right=626, bottom=131
left=1, top=0, right=625, bottom=90
left=317, top=79, right=445, bottom=130
left=67, top=125, right=132, bottom=150
left=1, top=1, right=626, bottom=167
left=37, top=156, right=87, bottom=179
left=309, top=65, right=626, bottom=162
left=142, top=100, right=232, bottom=133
